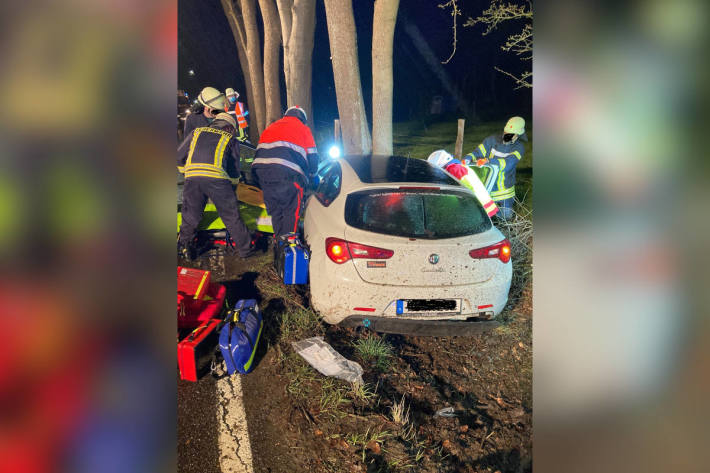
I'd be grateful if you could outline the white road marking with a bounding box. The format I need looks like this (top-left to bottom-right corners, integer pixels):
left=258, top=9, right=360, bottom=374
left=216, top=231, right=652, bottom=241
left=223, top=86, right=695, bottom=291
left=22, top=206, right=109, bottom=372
left=216, top=375, right=255, bottom=473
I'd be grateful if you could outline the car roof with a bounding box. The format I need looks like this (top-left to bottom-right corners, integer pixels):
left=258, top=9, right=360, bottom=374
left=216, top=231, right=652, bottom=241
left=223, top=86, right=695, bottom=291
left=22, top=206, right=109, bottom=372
left=340, top=155, right=459, bottom=186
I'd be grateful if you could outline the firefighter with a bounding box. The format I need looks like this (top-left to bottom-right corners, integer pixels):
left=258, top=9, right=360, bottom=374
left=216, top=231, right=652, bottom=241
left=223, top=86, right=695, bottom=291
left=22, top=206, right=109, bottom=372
left=177, top=112, right=254, bottom=259
left=183, top=86, right=226, bottom=138
left=251, top=106, right=319, bottom=240
left=466, top=116, right=527, bottom=219
left=224, top=88, right=248, bottom=142
left=427, top=150, right=498, bottom=218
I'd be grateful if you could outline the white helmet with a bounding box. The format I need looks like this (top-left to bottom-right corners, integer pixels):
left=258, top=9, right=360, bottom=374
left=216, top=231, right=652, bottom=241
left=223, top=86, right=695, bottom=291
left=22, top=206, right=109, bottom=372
left=427, top=149, right=454, bottom=169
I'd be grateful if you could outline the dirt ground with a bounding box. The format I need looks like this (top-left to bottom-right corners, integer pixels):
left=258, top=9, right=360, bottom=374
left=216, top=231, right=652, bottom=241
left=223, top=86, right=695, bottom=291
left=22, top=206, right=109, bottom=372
left=178, top=241, right=532, bottom=473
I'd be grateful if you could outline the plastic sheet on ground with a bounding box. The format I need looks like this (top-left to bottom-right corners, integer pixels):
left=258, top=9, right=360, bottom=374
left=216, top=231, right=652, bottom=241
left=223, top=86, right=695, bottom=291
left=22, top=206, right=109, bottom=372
left=292, top=337, right=364, bottom=385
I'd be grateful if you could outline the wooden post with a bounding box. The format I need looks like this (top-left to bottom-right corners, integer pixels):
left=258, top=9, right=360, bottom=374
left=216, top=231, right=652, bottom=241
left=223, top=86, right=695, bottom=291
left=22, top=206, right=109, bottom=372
left=454, top=118, right=465, bottom=160
left=334, top=119, right=341, bottom=142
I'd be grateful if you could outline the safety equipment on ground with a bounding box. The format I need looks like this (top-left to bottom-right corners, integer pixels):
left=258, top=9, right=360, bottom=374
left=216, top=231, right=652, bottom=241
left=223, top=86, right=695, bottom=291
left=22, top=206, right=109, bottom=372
left=284, top=106, right=307, bottom=124
left=198, top=87, right=227, bottom=110
left=504, top=116, right=525, bottom=136
left=426, top=149, right=454, bottom=169
left=213, top=112, right=237, bottom=130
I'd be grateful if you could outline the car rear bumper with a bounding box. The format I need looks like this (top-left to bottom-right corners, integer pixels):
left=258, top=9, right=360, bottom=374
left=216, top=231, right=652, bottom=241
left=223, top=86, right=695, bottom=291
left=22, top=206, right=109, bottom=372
left=338, top=315, right=500, bottom=336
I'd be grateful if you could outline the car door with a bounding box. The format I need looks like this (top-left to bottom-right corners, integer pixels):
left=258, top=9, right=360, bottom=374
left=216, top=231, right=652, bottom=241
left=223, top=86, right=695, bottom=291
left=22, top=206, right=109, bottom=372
left=304, top=161, right=342, bottom=246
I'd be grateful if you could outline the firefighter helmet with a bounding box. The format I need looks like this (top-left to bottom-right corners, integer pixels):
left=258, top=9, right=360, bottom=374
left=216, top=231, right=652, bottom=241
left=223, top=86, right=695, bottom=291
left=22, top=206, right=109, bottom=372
left=426, top=149, right=454, bottom=169
left=197, top=87, right=227, bottom=110
left=284, top=106, right=307, bottom=124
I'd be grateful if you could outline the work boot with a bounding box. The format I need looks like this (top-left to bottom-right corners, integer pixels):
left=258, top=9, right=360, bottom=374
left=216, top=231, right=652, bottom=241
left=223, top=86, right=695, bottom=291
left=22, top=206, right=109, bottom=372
left=177, top=241, right=195, bottom=260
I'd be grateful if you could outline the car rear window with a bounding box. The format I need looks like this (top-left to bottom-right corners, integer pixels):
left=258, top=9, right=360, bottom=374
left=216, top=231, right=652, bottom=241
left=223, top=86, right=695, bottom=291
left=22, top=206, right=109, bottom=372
left=345, top=189, right=491, bottom=239
left=343, top=155, right=458, bottom=185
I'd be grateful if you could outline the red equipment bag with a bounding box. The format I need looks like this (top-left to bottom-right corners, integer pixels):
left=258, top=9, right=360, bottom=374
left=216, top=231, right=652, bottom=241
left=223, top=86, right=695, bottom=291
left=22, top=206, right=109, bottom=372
left=177, top=266, right=211, bottom=300
left=178, top=283, right=226, bottom=329
left=177, top=318, right=221, bottom=382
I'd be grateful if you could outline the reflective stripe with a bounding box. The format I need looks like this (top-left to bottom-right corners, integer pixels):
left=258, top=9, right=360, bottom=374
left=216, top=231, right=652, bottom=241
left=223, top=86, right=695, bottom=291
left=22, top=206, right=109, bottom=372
left=497, top=158, right=506, bottom=193
left=478, top=143, right=486, bottom=156
left=491, top=187, right=515, bottom=200
left=186, top=128, right=204, bottom=165
left=177, top=166, right=185, bottom=173
left=251, top=157, right=306, bottom=177
left=256, top=140, right=307, bottom=159
left=307, top=147, right=318, bottom=154
left=242, top=323, right=263, bottom=371
left=491, top=148, right=513, bottom=158
left=184, top=171, right=230, bottom=180
left=214, top=133, right=230, bottom=168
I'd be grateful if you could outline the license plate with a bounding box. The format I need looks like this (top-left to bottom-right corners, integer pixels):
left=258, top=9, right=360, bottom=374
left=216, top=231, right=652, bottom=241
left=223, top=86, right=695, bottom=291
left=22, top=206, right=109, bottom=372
left=396, top=299, right=461, bottom=315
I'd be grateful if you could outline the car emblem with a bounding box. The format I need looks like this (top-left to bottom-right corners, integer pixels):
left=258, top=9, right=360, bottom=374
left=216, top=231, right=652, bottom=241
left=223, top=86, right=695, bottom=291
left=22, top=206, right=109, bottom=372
left=428, top=254, right=439, bottom=265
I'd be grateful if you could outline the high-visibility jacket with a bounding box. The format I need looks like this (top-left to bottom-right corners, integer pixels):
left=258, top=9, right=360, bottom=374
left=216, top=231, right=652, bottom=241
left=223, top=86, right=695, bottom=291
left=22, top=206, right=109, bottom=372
left=252, top=116, right=319, bottom=180
left=467, top=135, right=524, bottom=202
left=225, top=102, right=248, bottom=142
left=443, top=160, right=498, bottom=217
left=177, top=126, right=240, bottom=180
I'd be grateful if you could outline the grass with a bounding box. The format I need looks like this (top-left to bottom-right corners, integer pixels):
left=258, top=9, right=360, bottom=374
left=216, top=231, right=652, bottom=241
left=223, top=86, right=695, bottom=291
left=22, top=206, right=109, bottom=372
left=345, top=427, right=392, bottom=462
left=354, top=335, right=395, bottom=371
left=389, top=394, right=410, bottom=426
left=278, top=307, right=324, bottom=343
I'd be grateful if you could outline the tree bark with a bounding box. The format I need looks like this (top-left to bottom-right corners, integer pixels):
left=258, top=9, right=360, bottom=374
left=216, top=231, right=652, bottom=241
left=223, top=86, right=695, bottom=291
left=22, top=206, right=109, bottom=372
left=220, top=0, right=254, bottom=129
left=323, top=0, right=371, bottom=154
left=371, top=0, right=399, bottom=155
left=239, top=0, right=267, bottom=137
left=280, top=0, right=316, bottom=128
left=258, top=0, right=282, bottom=125
left=275, top=0, right=293, bottom=102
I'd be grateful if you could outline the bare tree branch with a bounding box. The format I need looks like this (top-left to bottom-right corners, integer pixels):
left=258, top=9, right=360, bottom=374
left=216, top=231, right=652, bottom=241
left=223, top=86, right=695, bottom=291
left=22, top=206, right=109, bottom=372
left=465, top=0, right=532, bottom=89
left=438, top=0, right=461, bottom=64
left=494, top=66, right=531, bottom=89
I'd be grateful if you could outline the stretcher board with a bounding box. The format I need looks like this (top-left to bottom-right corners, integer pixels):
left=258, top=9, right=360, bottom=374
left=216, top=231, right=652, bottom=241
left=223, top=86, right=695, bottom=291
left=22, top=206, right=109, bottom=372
left=236, top=183, right=266, bottom=208
left=178, top=202, right=273, bottom=234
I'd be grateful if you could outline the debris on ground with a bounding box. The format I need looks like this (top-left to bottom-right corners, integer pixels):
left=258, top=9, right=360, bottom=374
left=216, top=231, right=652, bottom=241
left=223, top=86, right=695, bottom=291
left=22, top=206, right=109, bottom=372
left=292, top=337, right=364, bottom=385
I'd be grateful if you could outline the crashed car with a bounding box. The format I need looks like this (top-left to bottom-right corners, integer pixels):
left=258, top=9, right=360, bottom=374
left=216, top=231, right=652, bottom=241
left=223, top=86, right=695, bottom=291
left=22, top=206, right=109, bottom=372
left=303, top=155, right=512, bottom=335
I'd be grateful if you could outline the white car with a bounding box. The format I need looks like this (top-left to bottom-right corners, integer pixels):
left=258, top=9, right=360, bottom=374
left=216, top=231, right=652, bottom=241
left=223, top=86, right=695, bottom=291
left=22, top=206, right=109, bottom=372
left=303, top=155, right=512, bottom=336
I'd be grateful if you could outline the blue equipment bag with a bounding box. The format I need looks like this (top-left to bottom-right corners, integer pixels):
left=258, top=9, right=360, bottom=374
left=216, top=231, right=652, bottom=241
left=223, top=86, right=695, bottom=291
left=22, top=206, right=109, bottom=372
left=219, top=299, right=263, bottom=375
left=276, top=233, right=309, bottom=285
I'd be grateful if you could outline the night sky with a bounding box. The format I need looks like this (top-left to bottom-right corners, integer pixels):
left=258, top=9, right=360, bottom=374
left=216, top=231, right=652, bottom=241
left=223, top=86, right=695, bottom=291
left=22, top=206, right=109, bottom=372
left=178, top=0, right=531, bottom=127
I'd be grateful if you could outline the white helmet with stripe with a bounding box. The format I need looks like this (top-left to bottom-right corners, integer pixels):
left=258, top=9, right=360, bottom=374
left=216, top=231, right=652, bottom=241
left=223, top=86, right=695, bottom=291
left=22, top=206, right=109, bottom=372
left=426, top=149, right=454, bottom=169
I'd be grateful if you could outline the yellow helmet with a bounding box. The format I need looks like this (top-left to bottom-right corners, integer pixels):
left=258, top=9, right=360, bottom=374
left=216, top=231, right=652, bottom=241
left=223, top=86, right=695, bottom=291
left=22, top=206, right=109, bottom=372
left=504, top=116, right=526, bottom=135
left=197, top=87, right=227, bottom=110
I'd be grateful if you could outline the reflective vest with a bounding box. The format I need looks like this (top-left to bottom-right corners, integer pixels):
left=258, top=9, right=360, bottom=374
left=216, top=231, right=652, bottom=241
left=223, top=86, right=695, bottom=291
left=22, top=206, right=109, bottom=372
left=225, top=102, right=248, bottom=141
left=467, top=135, right=524, bottom=202
left=181, top=127, right=233, bottom=180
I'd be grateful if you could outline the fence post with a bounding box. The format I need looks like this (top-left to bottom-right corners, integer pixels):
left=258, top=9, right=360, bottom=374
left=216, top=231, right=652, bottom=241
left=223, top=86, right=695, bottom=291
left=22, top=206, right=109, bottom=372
left=454, top=118, right=465, bottom=160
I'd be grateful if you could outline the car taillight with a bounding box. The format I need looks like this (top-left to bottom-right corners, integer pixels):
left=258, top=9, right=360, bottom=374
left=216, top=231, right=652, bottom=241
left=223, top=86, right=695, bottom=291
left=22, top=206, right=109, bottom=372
left=325, top=237, right=394, bottom=264
left=469, top=239, right=511, bottom=263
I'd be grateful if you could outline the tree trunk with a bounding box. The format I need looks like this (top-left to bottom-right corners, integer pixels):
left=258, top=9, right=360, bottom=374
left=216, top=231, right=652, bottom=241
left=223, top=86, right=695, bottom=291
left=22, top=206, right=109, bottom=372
left=239, top=0, right=267, bottom=137
left=323, top=0, right=371, bottom=154
left=284, top=0, right=316, bottom=128
left=275, top=0, right=293, bottom=103
left=220, top=0, right=255, bottom=133
left=371, top=0, right=399, bottom=155
left=258, top=0, right=282, bottom=125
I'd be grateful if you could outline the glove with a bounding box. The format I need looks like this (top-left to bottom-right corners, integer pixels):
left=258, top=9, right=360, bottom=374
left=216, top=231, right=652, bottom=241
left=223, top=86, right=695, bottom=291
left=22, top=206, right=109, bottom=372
left=476, top=159, right=487, bottom=167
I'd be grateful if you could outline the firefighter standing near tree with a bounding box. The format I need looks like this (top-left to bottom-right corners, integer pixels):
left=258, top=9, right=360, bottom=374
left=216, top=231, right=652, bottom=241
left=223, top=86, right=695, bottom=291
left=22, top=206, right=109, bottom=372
left=177, top=111, right=254, bottom=260
left=224, top=87, right=248, bottom=142
left=183, top=86, right=225, bottom=137
left=251, top=106, right=319, bottom=240
left=466, top=116, right=527, bottom=219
